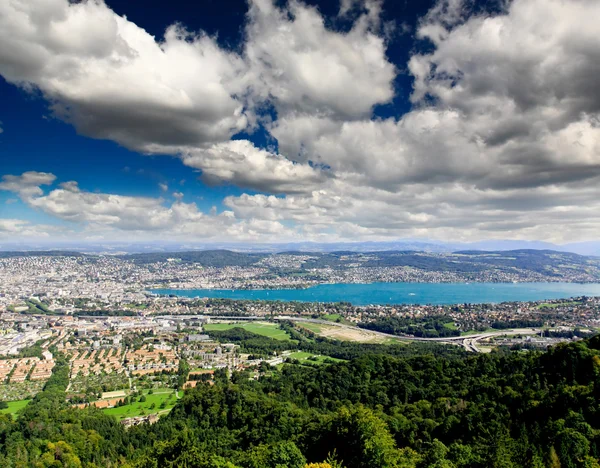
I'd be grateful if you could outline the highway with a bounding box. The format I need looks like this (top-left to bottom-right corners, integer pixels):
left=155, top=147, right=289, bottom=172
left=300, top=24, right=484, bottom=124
left=155, top=314, right=545, bottom=353
left=272, top=317, right=544, bottom=353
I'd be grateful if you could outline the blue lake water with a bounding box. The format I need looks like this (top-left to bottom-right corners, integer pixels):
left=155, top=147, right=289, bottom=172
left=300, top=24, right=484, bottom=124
left=150, top=282, right=600, bottom=306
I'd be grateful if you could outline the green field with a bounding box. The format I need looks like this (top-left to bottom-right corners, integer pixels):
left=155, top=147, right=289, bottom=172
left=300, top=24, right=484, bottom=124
left=102, top=390, right=177, bottom=420
left=536, top=301, right=581, bottom=309
left=443, top=322, right=458, bottom=331
left=297, top=322, right=325, bottom=334
left=0, top=399, right=31, bottom=416
left=204, top=322, right=291, bottom=340
left=322, top=313, right=355, bottom=326
left=461, top=328, right=495, bottom=336
left=287, top=351, right=344, bottom=364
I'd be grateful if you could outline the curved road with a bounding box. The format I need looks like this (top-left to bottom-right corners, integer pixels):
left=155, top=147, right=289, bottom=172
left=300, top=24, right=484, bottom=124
left=155, top=314, right=545, bottom=353
left=273, top=316, right=544, bottom=352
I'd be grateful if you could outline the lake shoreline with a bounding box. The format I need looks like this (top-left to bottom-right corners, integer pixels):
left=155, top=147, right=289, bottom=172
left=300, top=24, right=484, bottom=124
left=149, top=282, right=600, bottom=306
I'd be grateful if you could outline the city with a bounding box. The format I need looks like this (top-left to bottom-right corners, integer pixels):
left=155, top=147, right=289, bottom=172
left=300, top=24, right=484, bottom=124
left=1, top=250, right=599, bottom=311
left=2, top=0, right=600, bottom=464
left=1, top=250, right=599, bottom=428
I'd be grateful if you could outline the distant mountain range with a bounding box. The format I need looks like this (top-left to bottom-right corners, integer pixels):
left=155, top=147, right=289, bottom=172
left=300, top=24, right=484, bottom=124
left=1, top=239, right=600, bottom=256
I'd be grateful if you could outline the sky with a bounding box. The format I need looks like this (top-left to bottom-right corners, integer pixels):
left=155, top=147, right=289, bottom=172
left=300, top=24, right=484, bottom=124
left=0, top=0, right=599, bottom=245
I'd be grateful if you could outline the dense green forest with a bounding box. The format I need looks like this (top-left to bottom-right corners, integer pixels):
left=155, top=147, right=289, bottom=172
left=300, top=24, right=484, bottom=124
left=2, top=336, right=600, bottom=467
left=359, top=316, right=461, bottom=338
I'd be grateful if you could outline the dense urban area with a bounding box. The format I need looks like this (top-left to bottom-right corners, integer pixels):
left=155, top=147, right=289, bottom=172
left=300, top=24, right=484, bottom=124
left=1, top=250, right=600, bottom=299
left=1, top=251, right=600, bottom=466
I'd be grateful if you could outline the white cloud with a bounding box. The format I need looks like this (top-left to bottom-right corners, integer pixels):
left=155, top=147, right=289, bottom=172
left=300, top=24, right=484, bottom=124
left=182, top=139, right=328, bottom=194
left=244, top=0, right=395, bottom=119
left=0, top=218, right=54, bottom=238
left=410, top=0, right=600, bottom=120
left=0, top=171, right=56, bottom=198
left=0, top=0, right=247, bottom=153
left=0, top=171, right=300, bottom=241
left=0, top=0, right=394, bottom=194
left=159, top=183, right=169, bottom=192
left=253, top=0, right=600, bottom=242
left=2, top=0, right=600, bottom=243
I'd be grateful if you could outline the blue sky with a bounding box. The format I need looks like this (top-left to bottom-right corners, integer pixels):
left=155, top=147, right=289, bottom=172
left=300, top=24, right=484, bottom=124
left=0, top=0, right=426, bottom=215
left=1, top=0, right=600, bottom=244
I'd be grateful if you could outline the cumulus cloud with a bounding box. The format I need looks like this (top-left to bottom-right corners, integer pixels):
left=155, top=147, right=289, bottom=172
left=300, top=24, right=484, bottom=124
left=0, top=0, right=393, bottom=192
left=0, top=218, right=56, bottom=238
left=251, top=0, right=600, bottom=242
left=245, top=0, right=395, bottom=119
left=0, top=171, right=56, bottom=198
left=182, top=140, right=329, bottom=194
left=0, top=171, right=299, bottom=241
left=0, top=0, right=247, bottom=153
left=2, top=0, right=600, bottom=243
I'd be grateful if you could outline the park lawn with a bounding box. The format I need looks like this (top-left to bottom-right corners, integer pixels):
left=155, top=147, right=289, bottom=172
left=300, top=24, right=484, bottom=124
left=310, top=355, right=344, bottom=364
left=288, top=351, right=344, bottom=364
left=0, top=399, right=31, bottom=416
left=288, top=351, right=314, bottom=360
left=204, top=322, right=291, bottom=340
left=443, top=322, right=458, bottom=331
left=102, top=389, right=177, bottom=420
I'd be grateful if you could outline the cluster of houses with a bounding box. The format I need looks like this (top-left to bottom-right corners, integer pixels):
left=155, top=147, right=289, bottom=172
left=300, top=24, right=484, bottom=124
left=0, top=357, right=55, bottom=383
left=69, top=348, right=125, bottom=378
left=126, top=345, right=178, bottom=376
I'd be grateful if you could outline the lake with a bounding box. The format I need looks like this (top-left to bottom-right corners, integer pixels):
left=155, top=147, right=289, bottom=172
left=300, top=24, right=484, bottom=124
left=150, top=282, right=600, bottom=306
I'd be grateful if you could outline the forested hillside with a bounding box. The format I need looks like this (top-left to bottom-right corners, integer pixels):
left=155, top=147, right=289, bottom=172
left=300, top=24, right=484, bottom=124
left=1, top=338, right=600, bottom=467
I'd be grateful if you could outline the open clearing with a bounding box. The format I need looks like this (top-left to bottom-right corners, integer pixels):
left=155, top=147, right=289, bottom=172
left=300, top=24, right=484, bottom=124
left=298, top=322, right=325, bottom=334
left=322, top=313, right=355, bottom=326
left=298, top=322, right=394, bottom=343
left=204, top=322, right=291, bottom=340
left=536, top=301, right=581, bottom=309
left=0, top=399, right=30, bottom=416
left=461, top=328, right=495, bottom=336
left=287, top=351, right=344, bottom=364
left=102, top=389, right=177, bottom=420
left=102, top=390, right=127, bottom=399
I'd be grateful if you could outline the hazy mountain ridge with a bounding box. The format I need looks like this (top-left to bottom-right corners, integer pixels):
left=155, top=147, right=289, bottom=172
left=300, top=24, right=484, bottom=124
left=2, top=240, right=600, bottom=256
